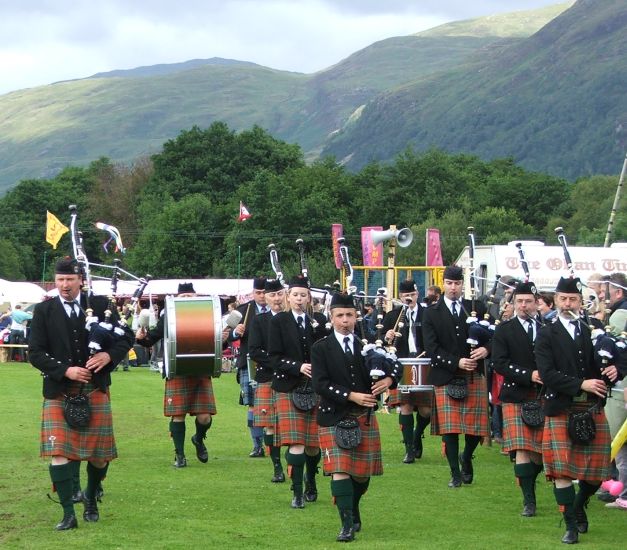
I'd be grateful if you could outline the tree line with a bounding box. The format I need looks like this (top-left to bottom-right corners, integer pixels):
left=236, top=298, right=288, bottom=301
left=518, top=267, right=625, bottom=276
left=0, top=122, right=623, bottom=284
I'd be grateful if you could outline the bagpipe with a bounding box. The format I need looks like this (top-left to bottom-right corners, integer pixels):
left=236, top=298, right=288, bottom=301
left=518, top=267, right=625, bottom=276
left=555, top=226, right=625, bottom=391
left=465, top=227, right=494, bottom=350
left=68, top=204, right=150, bottom=355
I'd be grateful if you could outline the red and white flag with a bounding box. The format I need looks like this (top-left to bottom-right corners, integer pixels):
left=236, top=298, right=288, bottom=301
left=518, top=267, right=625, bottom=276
left=238, top=201, right=252, bottom=222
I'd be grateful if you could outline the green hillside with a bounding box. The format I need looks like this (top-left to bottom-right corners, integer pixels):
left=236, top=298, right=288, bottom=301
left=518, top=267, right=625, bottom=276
left=322, top=0, right=627, bottom=179
left=0, top=3, right=572, bottom=191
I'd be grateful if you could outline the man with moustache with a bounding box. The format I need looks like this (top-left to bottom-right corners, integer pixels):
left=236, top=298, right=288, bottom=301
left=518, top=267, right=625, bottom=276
left=249, top=278, right=287, bottom=482
left=383, top=279, right=431, bottom=463
left=422, top=265, right=491, bottom=488
left=492, top=281, right=544, bottom=517
left=29, top=257, right=133, bottom=530
left=535, top=276, right=619, bottom=544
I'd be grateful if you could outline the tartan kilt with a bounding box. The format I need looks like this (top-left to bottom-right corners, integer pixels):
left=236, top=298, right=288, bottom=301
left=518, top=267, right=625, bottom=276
left=275, top=390, right=319, bottom=447
left=40, top=386, right=117, bottom=461
left=387, top=388, right=433, bottom=409
left=239, top=367, right=255, bottom=406
left=164, top=376, right=217, bottom=417
left=501, top=401, right=544, bottom=454
left=319, top=412, right=382, bottom=477
left=430, top=373, right=489, bottom=436
left=542, top=407, right=611, bottom=481
left=253, top=381, right=277, bottom=428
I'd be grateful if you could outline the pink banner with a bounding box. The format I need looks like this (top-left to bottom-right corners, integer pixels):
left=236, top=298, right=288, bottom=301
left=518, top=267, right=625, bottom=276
left=426, top=228, right=444, bottom=266
left=331, top=224, right=344, bottom=269
left=361, top=226, right=384, bottom=267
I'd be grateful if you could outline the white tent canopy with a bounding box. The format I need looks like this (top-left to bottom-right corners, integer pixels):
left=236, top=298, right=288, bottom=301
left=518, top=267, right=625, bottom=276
left=0, top=278, right=47, bottom=307
left=46, top=279, right=254, bottom=301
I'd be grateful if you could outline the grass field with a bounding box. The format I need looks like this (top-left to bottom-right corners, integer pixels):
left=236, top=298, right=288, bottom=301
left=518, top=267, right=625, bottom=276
left=0, top=363, right=623, bottom=549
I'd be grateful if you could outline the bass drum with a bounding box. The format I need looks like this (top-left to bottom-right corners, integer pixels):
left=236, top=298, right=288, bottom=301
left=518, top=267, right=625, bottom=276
left=164, top=296, right=223, bottom=378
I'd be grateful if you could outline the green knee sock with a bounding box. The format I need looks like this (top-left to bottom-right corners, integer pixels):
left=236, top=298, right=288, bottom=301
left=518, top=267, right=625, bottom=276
left=575, top=480, right=600, bottom=510
left=462, top=434, right=481, bottom=461
left=85, top=462, right=108, bottom=502
left=305, top=450, right=321, bottom=483
left=70, top=460, right=81, bottom=494
left=331, top=479, right=354, bottom=528
left=352, top=478, right=370, bottom=524
left=195, top=417, right=212, bottom=439
left=442, top=434, right=460, bottom=476
left=514, top=462, right=537, bottom=505
left=554, top=485, right=576, bottom=530
left=286, top=451, right=306, bottom=496
left=49, top=463, right=75, bottom=517
left=170, top=420, right=186, bottom=455
left=399, top=414, right=414, bottom=447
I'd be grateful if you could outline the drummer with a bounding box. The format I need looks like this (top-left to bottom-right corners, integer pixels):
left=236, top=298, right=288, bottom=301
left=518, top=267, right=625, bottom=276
left=383, top=279, right=431, bottom=463
left=136, top=283, right=217, bottom=468
left=248, top=278, right=287, bottom=482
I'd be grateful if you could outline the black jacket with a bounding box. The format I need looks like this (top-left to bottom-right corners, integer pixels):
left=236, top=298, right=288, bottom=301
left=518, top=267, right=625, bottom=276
left=230, top=300, right=264, bottom=371
left=382, top=304, right=425, bottom=357
left=268, top=310, right=327, bottom=393
left=535, top=317, right=603, bottom=416
left=29, top=294, right=134, bottom=399
left=312, top=334, right=400, bottom=427
left=491, top=317, right=541, bottom=403
left=248, top=311, right=274, bottom=383
left=422, top=297, right=490, bottom=387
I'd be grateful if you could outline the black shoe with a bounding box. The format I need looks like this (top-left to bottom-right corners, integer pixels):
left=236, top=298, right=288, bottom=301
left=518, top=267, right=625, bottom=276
left=353, top=508, right=361, bottom=532
left=413, top=435, right=423, bottom=459
left=271, top=465, right=285, bottom=483
left=403, top=449, right=416, bottom=464
left=82, top=496, right=99, bottom=522
left=448, top=475, right=462, bottom=488
left=71, top=490, right=83, bottom=504
left=561, top=529, right=579, bottom=544
left=55, top=514, right=78, bottom=531
left=336, top=526, right=355, bottom=542
left=353, top=522, right=361, bottom=533
left=249, top=447, right=265, bottom=458
left=291, top=494, right=305, bottom=509
left=174, top=453, right=187, bottom=468
left=191, top=434, right=209, bottom=463
left=521, top=503, right=536, bottom=517
left=574, top=501, right=589, bottom=533
left=304, top=481, right=318, bottom=502
left=459, top=453, right=474, bottom=484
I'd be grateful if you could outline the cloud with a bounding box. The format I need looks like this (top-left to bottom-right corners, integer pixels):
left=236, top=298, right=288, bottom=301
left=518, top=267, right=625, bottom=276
left=0, top=0, right=563, bottom=94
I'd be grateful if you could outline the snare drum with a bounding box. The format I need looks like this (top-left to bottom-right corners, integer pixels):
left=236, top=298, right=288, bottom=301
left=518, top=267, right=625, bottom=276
left=164, top=296, right=223, bottom=378
left=247, top=356, right=258, bottom=388
left=397, top=358, right=433, bottom=393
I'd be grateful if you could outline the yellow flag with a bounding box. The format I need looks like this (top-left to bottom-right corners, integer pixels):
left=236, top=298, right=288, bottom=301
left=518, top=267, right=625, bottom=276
left=46, top=210, right=69, bottom=249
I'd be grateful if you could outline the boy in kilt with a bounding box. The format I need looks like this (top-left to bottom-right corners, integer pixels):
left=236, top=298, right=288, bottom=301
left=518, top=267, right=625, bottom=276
left=268, top=275, right=328, bottom=508
left=249, top=278, right=287, bottom=482
left=230, top=277, right=268, bottom=457
left=29, top=257, right=134, bottom=530
left=491, top=281, right=545, bottom=517
left=312, top=293, right=399, bottom=542
left=383, top=279, right=430, bottom=463
left=422, top=265, right=491, bottom=488
left=136, top=283, right=216, bottom=468
left=535, top=276, right=621, bottom=544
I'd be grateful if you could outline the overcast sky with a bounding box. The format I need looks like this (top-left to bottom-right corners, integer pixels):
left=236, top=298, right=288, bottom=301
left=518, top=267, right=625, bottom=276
left=0, top=0, right=564, bottom=95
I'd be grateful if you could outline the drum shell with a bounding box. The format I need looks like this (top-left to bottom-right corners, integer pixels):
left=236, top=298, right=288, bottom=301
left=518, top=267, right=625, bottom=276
left=164, top=296, right=222, bottom=378
left=397, top=358, right=433, bottom=393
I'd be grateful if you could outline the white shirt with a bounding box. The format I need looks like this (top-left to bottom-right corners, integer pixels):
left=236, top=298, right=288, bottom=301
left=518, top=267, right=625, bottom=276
left=558, top=315, right=577, bottom=340
left=443, top=296, right=461, bottom=316
left=516, top=316, right=535, bottom=341
left=335, top=331, right=353, bottom=354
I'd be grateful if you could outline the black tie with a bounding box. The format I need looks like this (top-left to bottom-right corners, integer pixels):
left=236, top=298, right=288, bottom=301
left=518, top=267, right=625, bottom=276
left=451, top=301, right=458, bottom=317
left=570, top=320, right=582, bottom=348
left=261, top=306, right=267, bottom=314
left=297, top=315, right=305, bottom=333
left=65, top=301, right=78, bottom=320
left=527, top=320, right=534, bottom=346
left=343, top=336, right=353, bottom=362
